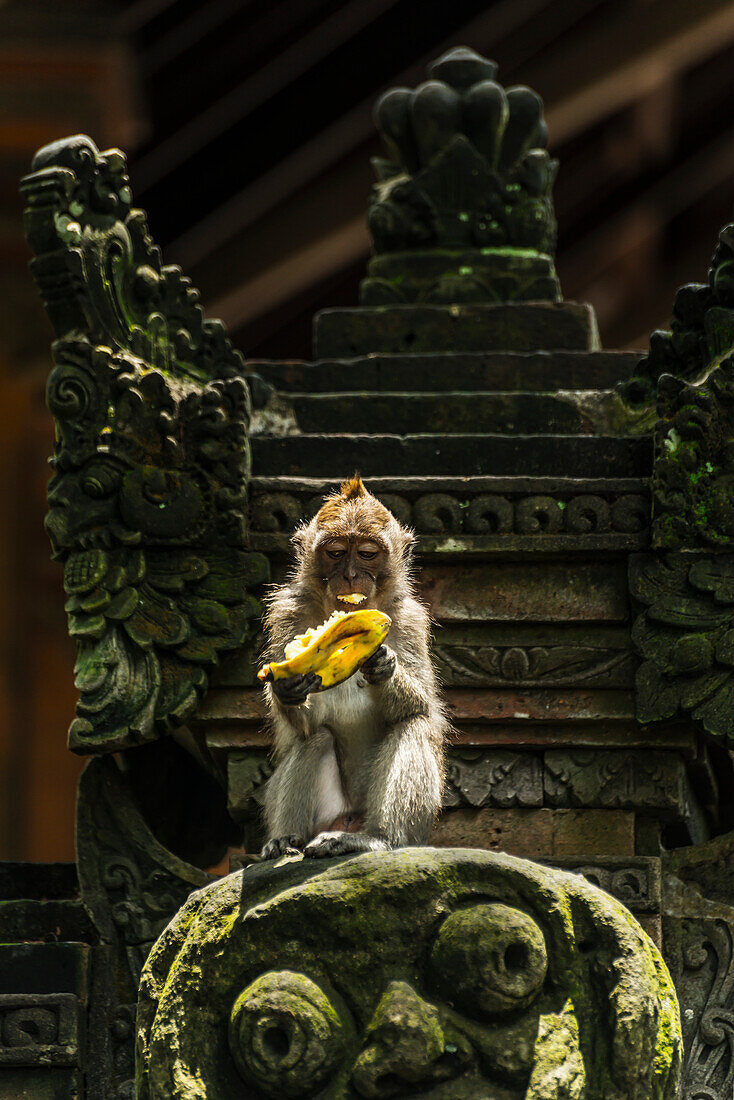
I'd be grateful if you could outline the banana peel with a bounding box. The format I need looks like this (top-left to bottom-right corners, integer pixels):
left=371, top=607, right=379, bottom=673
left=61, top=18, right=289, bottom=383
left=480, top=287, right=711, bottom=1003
left=257, top=608, right=391, bottom=691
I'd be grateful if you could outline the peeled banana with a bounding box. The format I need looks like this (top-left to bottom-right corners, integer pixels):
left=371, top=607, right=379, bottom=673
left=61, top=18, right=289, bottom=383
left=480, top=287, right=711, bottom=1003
left=257, top=608, right=391, bottom=691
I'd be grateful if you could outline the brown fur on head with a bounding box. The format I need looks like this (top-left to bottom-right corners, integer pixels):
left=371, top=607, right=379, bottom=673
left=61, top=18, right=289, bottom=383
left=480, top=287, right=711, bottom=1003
left=292, top=475, right=415, bottom=614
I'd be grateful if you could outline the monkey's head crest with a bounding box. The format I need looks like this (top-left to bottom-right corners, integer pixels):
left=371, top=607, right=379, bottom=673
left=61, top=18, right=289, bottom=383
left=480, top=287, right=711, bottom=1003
left=294, top=473, right=414, bottom=562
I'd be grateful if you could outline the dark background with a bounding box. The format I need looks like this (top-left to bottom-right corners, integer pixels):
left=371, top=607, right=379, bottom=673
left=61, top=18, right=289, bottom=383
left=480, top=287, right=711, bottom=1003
left=2, top=0, right=734, bottom=860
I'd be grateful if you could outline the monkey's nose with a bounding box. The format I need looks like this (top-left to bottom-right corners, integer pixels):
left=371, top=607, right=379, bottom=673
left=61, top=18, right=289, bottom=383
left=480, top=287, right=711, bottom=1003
left=351, top=981, right=471, bottom=1098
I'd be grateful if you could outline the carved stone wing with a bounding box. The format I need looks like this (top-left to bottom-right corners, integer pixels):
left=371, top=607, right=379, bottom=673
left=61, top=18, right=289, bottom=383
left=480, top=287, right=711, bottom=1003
left=21, top=135, right=268, bottom=753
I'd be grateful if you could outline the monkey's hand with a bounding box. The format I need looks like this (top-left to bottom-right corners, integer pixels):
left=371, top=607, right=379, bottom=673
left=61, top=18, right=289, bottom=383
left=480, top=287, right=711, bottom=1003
left=360, top=644, right=396, bottom=684
left=304, top=831, right=390, bottom=858
left=271, top=671, right=322, bottom=706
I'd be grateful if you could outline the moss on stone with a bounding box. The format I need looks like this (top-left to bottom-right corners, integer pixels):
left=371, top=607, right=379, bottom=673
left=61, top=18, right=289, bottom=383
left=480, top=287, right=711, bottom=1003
left=136, top=848, right=681, bottom=1099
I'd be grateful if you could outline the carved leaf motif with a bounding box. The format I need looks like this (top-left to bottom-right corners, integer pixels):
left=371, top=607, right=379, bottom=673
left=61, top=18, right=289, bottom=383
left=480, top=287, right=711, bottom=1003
left=631, top=552, right=734, bottom=741
left=433, top=643, right=632, bottom=687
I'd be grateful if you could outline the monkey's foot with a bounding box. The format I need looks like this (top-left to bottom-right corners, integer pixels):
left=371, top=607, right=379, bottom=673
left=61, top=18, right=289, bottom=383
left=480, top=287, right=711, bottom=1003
left=260, top=835, right=306, bottom=860
left=304, top=831, right=390, bottom=858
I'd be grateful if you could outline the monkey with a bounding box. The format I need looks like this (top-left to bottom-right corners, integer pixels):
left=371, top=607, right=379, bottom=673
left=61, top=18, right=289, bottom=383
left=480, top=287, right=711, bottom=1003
left=259, top=476, right=448, bottom=860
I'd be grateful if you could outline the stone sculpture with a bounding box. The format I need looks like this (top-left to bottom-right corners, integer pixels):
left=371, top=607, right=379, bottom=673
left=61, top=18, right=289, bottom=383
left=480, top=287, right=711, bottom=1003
left=360, top=46, right=560, bottom=306
left=136, top=848, right=681, bottom=1099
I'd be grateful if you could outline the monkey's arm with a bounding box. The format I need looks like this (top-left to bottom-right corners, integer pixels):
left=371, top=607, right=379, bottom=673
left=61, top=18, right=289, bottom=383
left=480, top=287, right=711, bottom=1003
left=361, top=644, right=433, bottom=724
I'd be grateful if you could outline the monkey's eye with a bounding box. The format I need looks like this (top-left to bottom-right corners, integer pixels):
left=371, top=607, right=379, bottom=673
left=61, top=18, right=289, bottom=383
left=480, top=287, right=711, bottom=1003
left=358, top=550, right=377, bottom=560
left=326, top=548, right=346, bottom=559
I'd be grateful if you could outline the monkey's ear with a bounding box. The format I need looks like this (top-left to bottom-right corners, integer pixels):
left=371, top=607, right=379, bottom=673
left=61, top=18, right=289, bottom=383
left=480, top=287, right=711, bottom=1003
left=291, top=522, right=310, bottom=554
left=339, top=473, right=367, bottom=500
left=400, top=526, right=417, bottom=562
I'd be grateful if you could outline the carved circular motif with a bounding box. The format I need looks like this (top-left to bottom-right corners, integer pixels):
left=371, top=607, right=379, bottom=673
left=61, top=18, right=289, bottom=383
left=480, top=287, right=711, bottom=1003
left=229, top=971, right=345, bottom=1097
left=429, top=903, right=548, bottom=1016
left=515, top=495, right=563, bottom=534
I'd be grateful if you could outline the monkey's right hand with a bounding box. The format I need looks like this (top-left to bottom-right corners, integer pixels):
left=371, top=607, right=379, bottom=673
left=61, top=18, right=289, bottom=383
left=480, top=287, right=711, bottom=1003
left=271, top=671, right=322, bottom=706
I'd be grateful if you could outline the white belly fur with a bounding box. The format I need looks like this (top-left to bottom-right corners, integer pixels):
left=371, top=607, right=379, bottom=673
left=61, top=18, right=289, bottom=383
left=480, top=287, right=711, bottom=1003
left=307, top=674, right=384, bottom=827
left=307, top=673, right=384, bottom=745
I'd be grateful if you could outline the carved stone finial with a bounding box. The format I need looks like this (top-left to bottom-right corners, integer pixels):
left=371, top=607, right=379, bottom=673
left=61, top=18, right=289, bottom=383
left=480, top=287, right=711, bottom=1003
left=21, top=135, right=269, bottom=753
left=136, top=849, right=681, bottom=1099
left=360, top=46, right=561, bottom=306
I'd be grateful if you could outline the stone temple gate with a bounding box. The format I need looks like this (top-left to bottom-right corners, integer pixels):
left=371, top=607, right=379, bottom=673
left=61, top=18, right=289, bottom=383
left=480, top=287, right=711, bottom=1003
left=3, top=44, right=734, bottom=1098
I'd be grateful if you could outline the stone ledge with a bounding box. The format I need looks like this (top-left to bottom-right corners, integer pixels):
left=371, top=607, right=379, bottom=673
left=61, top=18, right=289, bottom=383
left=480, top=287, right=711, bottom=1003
left=250, top=431, right=652, bottom=478
left=248, top=350, right=641, bottom=393
left=313, top=302, right=600, bottom=356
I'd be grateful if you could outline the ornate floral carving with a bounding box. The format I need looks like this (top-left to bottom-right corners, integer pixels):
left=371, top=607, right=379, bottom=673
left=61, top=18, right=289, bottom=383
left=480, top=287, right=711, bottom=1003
left=630, top=553, right=734, bottom=742
left=359, top=46, right=561, bottom=305
left=22, top=135, right=267, bottom=751
left=544, top=749, right=687, bottom=811
left=669, top=919, right=734, bottom=1099
left=444, top=749, right=542, bottom=807
left=553, top=858, right=660, bottom=914
left=433, top=641, right=634, bottom=687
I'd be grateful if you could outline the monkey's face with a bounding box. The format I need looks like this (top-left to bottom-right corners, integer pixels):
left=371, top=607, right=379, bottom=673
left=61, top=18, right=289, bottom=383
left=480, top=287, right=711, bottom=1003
left=316, top=535, right=388, bottom=613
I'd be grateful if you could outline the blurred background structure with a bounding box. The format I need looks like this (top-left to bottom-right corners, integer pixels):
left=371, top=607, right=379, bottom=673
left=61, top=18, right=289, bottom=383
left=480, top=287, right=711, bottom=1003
left=3, top=0, right=734, bottom=861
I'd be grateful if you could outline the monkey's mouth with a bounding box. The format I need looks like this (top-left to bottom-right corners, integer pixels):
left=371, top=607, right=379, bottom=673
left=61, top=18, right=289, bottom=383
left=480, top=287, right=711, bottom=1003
left=337, top=593, right=367, bottom=604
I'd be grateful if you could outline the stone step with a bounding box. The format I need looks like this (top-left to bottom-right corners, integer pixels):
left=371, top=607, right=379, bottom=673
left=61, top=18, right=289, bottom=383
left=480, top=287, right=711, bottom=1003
left=313, top=302, right=599, bottom=356
left=248, top=350, right=639, bottom=395
left=267, top=391, right=617, bottom=435
left=251, top=433, right=652, bottom=478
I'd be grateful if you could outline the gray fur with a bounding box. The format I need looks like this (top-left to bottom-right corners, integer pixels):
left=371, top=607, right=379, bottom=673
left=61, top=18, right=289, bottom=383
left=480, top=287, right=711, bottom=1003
left=260, top=488, right=448, bottom=858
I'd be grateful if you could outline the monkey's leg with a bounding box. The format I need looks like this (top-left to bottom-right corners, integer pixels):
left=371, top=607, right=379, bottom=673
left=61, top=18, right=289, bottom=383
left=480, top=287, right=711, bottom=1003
left=262, top=728, right=345, bottom=859
left=304, top=716, right=443, bottom=858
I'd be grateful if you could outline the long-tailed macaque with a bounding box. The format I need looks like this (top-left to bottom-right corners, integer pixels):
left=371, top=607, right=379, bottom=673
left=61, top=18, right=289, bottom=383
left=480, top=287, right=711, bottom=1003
left=260, top=476, right=447, bottom=859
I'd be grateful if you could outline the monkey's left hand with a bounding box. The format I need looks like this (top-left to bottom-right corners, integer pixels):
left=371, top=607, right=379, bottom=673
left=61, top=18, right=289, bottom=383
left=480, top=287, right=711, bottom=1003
left=360, top=644, right=396, bottom=684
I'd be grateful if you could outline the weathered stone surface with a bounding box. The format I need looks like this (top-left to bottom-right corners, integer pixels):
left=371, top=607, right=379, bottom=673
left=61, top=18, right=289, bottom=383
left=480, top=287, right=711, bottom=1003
left=227, top=748, right=273, bottom=822
left=0, top=994, right=80, bottom=1067
left=430, top=808, right=635, bottom=858
left=249, top=350, right=641, bottom=394
left=0, top=942, right=89, bottom=998
left=196, top=686, right=635, bottom=725
left=285, top=392, right=597, bottom=435
left=432, top=624, right=636, bottom=688
left=313, top=302, right=599, bottom=356
left=251, top=431, right=652, bottom=479
left=248, top=475, right=649, bottom=539
left=619, top=218, right=734, bottom=406
left=417, top=561, right=629, bottom=622
left=0, top=900, right=96, bottom=944
left=248, top=476, right=651, bottom=556
left=136, top=849, right=680, bottom=1099
left=363, top=248, right=560, bottom=306
left=217, top=620, right=637, bottom=690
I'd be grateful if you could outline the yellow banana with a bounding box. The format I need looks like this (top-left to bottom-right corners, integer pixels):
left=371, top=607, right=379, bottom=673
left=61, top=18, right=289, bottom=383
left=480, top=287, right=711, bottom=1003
left=257, top=608, right=391, bottom=690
